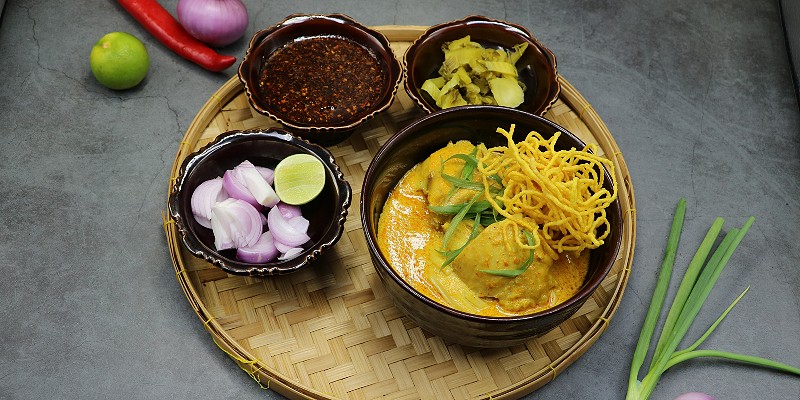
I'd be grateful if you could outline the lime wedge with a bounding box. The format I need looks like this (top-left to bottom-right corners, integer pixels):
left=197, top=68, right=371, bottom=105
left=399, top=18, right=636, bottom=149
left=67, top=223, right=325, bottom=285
left=273, top=154, right=326, bottom=205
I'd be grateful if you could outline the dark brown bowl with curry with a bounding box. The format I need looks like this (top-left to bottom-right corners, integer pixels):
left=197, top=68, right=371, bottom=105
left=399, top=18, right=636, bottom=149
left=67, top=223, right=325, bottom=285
left=361, top=106, right=622, bottom=348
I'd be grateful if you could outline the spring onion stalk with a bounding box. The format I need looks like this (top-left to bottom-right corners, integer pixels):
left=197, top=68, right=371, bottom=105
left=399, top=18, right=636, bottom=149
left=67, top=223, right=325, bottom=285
left=626, top=199, right=800, bottom=399
left=664, top=350, right=800, bottom=375
left=627, top=198, right=686, bottom=398
left=648, top=217, right=725, bottom=368
left=488, top=173, right=503, bottom=187
left=676, top=286, right=749, bottom=356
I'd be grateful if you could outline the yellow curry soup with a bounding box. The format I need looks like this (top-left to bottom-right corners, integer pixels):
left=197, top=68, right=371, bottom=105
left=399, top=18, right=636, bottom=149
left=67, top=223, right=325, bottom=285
left=378, top=140, right=592, bottom=317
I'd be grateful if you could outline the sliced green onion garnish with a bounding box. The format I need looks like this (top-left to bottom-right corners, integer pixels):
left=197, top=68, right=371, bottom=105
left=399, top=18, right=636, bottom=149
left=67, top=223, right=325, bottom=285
left=445, top=152, right=479, bottom=172
left=439, top=214, right=482, bottom=268
left=441, top=194, right=479, bottom=250
left=441, top=173, right=485, bottom=191
left=429, top=200, right=492, bottom=214
left=478, top=211, right=505, bottom=227
left=489, top=174, right=504, bottom=187
left=444, top=149, right=479, bottom=202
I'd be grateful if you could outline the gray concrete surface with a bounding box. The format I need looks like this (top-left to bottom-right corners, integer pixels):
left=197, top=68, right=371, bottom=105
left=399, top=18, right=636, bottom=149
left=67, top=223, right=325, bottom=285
left=1, top=1, right=798, bottom=399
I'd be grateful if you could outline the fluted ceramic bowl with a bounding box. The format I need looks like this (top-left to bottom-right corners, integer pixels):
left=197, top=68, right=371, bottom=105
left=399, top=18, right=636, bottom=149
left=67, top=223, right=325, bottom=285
left=404, top=15, right=559, bottom=116
left=238, top=14, right=403, bottom=146
left=169, top=129, right=351, bottom=276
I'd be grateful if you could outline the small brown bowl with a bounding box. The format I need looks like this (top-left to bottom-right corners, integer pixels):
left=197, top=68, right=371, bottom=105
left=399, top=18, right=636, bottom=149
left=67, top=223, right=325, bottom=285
left=361, top=106, right=621, bottom=347
left=404, top=15, right=559, bottom=116
left=168, top=129, right=352, bottom=276
left=238, top=14, right=403, bottom=146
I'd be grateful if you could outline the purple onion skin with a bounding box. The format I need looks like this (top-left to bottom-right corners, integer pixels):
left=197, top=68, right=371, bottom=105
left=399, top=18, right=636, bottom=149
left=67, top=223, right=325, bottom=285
left=674, top=393, right=715, bottom=400
left=177, top=0, right=249, bottom=47
left=191, top=176, right=227, bottom=224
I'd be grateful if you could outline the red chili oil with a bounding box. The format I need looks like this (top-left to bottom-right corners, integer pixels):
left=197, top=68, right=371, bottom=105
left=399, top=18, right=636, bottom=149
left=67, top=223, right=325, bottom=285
left=258, top=35, right=386, bottom=126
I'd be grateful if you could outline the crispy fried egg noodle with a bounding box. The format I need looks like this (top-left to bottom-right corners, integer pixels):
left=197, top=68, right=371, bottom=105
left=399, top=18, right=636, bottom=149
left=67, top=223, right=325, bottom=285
left=477, top=124, right=618, bottom=260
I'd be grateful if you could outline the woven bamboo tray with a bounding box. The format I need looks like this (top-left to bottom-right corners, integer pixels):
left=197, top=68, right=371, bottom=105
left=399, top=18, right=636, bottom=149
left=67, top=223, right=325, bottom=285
left=165, top=26, right=636, bottom=400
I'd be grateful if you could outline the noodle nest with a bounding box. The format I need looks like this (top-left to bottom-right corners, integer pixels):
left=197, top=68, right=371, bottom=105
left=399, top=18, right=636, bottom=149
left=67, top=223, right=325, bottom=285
left=477, top=124, right=617, bottom=260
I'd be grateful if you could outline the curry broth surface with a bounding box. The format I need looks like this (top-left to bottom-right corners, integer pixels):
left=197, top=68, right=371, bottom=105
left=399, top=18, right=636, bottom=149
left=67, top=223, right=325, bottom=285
left=378, top=159, right=590, bottom=317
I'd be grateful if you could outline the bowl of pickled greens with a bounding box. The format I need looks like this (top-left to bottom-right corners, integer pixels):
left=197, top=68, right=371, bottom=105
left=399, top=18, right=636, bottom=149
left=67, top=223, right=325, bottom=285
left=404, top=16, right=559, bottom=115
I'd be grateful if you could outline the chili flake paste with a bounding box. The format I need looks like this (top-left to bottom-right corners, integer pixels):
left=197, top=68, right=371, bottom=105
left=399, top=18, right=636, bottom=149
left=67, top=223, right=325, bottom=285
left=259, top=35, right=386, bottom=125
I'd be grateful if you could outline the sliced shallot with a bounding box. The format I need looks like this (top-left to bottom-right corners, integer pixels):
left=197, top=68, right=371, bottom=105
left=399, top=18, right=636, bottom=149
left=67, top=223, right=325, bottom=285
left=191, top=177, right=228, bottom=228
left=222, top=169, right=259, bottom=208
left=255, top=166, right=274, bottom=185
left=278, top=247, right=304, bottom=261
left=236, top=231, right=279, bottom=263
left=235, top=161, right=280, bottom=207
left=276, top=202, right=302, bottom=219
left=267, top=205, right=310, bottom=247
left=187, top=159, right=316, bottom=264
left=210, top=198, right=262, bottom=250
left=210, top=212, right=234, bottom=250
left=273, top=238, right=293, bottom=254
left=288, top=215, right=310, bottom=233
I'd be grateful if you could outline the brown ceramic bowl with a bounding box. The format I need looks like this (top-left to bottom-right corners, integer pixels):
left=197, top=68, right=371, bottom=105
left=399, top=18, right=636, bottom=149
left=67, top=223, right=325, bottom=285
left=404, top=15, right=559, bottom=116
left=238, top=14, right=403, bottom=146
left=169, top=129, right=351, bottom=276
left=361, top=106, right=622, bottom=347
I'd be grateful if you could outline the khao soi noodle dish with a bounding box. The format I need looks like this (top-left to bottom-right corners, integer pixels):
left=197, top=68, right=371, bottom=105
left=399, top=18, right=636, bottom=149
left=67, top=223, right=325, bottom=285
left=377, top=125, right=617, bottom=317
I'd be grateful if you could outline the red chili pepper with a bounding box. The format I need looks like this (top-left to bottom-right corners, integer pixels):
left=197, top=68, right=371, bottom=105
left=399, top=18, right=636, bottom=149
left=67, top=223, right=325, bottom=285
left=117, top=0, right=236, bottom=72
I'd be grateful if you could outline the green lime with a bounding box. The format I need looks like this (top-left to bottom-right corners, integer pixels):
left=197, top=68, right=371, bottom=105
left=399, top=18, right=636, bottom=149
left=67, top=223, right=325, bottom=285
left=274, top=154, right=326, bottom=205
left=90, top=32, right=149, bottom=90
